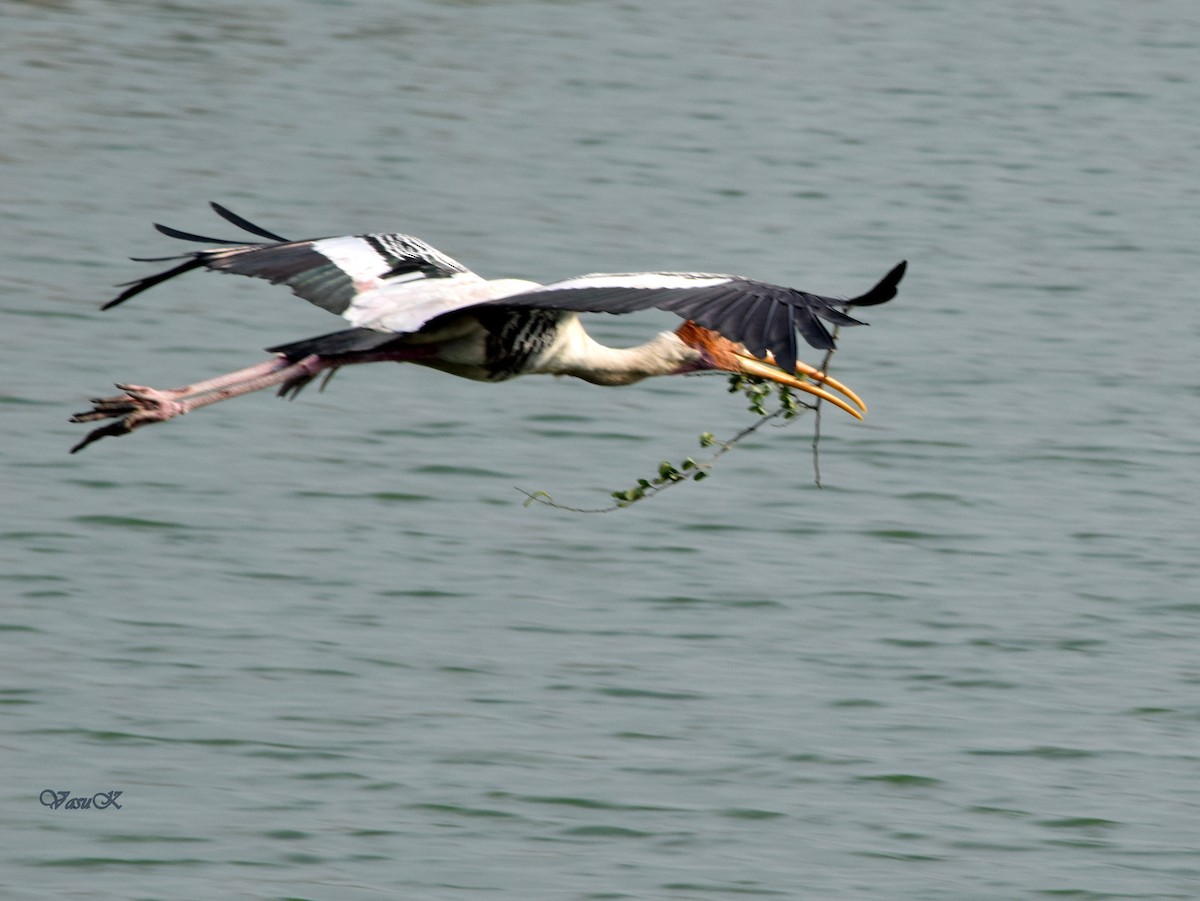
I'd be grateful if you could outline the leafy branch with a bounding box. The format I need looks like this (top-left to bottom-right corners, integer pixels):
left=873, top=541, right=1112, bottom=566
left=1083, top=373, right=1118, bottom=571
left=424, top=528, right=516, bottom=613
left=519, top=343, right=840, bottom=513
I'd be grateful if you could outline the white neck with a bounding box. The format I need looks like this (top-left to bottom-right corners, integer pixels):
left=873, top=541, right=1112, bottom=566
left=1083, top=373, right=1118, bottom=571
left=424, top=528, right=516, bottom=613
left=534, top=317, right=700, bottom=386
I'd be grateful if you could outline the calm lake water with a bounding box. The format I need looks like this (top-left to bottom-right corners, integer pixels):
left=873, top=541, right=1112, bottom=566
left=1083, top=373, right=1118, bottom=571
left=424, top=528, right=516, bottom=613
left=3, top=0, right=1200, bottom=898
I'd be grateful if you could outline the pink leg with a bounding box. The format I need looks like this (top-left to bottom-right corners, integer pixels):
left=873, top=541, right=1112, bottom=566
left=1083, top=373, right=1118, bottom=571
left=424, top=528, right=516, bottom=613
left=70, top=354, right=330, bottom=453
left=70, top=345, right=441, bottom=453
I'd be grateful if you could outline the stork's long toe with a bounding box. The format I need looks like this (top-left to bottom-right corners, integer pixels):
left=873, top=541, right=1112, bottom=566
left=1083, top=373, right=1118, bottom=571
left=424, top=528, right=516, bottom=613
left=69, top=385, right=188, bottom=452
left=70, top=420, right=136, bottom=454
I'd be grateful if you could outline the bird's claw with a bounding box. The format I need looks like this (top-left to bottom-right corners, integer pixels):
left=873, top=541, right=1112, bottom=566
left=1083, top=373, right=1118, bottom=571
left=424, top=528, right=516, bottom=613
left=69, top=384, right=186, bottom=453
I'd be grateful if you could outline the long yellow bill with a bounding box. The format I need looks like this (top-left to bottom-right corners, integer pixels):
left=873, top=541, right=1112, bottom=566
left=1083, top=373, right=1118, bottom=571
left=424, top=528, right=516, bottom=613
left=733, top=352, right=866, bottom=421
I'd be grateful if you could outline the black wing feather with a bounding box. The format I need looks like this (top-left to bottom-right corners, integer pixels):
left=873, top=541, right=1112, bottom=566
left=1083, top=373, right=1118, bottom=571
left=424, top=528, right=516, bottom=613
left=845, top=260, right=906, bottom=307
left=105, top=204, right=293, bottom=309
left=209, top=201, right=291, bottom=242
left=152, top=223, right=249, bottom=245
left=484, top=264, right=904, bottom=372
left=103, top=258, right=207, bottom=310
left=149, top=202, right=292, bottom=247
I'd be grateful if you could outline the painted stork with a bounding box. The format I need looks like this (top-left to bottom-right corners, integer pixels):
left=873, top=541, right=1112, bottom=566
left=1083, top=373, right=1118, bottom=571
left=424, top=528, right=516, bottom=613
left=70, top=203, right=905, bottom=453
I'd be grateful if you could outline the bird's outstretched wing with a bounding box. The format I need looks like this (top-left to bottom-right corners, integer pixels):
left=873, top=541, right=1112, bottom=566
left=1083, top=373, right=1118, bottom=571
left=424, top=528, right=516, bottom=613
left=478, top=263, right=906, bottom=373
left=103, top=203, right=480, bottom=327
left=104, top=204, right=904, bottom=374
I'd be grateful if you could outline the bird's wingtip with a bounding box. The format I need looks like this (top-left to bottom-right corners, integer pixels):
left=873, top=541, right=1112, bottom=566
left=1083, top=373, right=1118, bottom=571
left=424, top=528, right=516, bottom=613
left=845, top=260, right=907, bottom=307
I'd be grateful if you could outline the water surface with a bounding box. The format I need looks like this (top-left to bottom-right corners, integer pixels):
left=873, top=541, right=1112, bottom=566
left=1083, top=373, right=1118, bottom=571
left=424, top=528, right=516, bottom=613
left=3, top=0, right=1200, bottom=898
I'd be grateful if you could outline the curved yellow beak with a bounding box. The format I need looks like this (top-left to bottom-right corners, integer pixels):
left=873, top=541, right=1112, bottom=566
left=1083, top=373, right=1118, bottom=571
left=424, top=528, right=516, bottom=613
left=732, top=352, right=867, bottom=420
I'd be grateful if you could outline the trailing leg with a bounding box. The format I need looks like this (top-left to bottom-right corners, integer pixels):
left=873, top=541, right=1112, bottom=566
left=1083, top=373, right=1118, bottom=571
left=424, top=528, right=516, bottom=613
left=69, top=354, right=329, bottom=453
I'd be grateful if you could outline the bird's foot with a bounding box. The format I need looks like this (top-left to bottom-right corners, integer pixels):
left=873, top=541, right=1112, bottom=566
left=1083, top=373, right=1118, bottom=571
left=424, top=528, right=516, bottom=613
left=69, top=384, right=187, bottom=453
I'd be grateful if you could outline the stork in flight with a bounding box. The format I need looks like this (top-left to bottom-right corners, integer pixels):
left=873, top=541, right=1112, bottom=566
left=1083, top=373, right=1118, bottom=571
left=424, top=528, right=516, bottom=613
left=70, top=203, right=905, bottom=453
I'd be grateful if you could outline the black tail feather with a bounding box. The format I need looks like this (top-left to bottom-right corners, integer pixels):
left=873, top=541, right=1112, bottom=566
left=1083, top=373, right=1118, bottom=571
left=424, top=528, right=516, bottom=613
left=265, top=327, right=401, bottom=360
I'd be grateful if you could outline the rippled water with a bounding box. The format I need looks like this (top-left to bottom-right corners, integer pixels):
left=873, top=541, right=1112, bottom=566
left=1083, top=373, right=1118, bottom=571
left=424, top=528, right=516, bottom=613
left=4, top=0, right=1200, bottom=898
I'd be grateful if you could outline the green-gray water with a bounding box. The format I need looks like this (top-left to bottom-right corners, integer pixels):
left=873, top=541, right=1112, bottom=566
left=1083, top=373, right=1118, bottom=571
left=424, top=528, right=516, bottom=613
left=4, top=0, right=1199, bottom=898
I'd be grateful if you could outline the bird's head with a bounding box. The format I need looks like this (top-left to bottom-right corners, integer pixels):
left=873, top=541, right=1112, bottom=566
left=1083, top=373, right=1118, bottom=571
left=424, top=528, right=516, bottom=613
left=674, top=321, right=867, bottom=420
